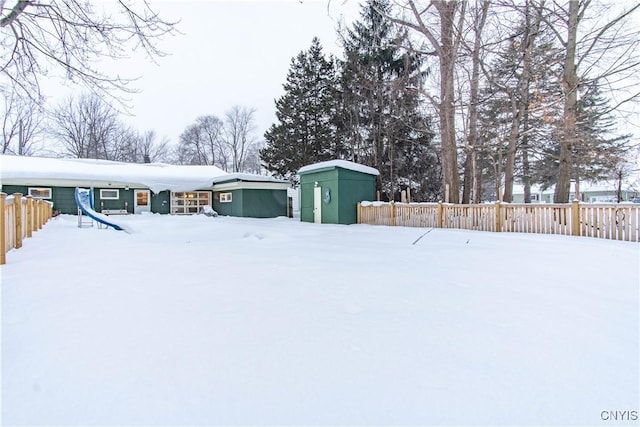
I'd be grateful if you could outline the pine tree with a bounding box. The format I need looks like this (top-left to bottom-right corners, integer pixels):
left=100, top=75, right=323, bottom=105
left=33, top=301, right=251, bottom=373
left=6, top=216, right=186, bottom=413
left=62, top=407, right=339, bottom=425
left=531, top=82, right=633, bottom=193
left=260, top=37, right=341, bottom=182
left=339, top=0, right=439, bottom=201
left=476, top=18, right=564, bottom=201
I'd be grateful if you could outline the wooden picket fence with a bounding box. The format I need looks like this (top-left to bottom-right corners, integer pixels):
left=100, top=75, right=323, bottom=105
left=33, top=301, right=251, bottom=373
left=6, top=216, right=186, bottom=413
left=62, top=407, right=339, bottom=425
left=357, top=201, right=640, bottom=242
left=1, top=193, right=54, bottom=265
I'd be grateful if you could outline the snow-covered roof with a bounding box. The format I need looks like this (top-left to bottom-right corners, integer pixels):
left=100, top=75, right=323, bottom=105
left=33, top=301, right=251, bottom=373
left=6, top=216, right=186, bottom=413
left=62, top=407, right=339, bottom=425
left=0, top=155, right=227, bottom=194
left=298, top=160, right=379, bottom=176
left=213, top=173, right=288, bottom=184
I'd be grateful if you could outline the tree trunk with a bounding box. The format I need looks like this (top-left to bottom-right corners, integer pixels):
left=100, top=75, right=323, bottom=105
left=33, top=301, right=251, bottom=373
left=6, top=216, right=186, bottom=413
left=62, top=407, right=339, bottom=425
left=462, top=0, right=489, bottom=204
left=554, top=0, right=579, bottom=203
left=437, top=1, right=460, bottom=204
left=522, top=119, right=532, bottom=203
left=462, top=153, right=473, bottom=204
left=503, top=0, right=539, bottom=203
left=502, top=92, right=520, bottom=203
left=616, top=170, right=623, bottom=202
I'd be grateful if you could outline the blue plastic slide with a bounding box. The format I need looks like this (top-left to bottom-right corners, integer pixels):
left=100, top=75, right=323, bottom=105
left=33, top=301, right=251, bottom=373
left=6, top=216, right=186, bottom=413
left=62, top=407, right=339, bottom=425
left=75, top=187, right=131, bottom=233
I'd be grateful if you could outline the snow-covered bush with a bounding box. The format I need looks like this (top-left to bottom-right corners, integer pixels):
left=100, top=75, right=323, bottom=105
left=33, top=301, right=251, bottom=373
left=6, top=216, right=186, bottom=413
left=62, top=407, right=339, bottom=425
left=200, top=205, right=218, bottom=217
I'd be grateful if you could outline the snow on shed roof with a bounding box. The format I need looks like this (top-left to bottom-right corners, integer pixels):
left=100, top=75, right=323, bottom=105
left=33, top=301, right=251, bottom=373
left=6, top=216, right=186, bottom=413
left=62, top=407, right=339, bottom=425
left=0, top=155, right=227, bottom=194
left=298, top=160, right=379, bottom=176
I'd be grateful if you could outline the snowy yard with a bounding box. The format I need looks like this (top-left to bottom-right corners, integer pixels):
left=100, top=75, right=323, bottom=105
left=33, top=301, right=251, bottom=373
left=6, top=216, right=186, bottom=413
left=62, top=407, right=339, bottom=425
left=2, top=214, right=638, bottom=426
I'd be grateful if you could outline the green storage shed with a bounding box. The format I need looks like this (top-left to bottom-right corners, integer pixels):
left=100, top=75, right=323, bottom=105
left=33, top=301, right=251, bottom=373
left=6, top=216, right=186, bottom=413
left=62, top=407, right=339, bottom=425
left=298, top=160, right=379, bottom=225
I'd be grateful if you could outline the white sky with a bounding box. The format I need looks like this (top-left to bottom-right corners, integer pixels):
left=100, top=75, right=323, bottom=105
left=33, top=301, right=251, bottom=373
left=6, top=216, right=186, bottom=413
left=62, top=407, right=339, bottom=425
left=35, top=0, right=639, bottom=168
left=44, top=0, right=362, bottom=147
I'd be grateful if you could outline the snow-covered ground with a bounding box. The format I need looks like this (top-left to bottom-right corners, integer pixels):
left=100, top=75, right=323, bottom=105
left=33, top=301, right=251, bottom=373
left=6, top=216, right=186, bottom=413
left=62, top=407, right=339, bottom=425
left=2, top=214, right=638, bottom=426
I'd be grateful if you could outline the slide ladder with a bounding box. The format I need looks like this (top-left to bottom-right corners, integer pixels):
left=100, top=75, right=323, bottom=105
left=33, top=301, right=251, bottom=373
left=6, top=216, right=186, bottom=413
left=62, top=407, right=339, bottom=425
left=74, top=188, right=131, bottom=233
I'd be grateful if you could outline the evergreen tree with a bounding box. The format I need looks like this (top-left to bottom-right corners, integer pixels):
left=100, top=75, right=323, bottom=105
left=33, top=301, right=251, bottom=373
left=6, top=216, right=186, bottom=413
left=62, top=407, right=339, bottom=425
left=339, top=0, right=439, bottom=201
left=260, top=37, right=341, bottom=182
left=476, top=19, right=564, bottom=201
left=531, top=82, right=633, bottom=193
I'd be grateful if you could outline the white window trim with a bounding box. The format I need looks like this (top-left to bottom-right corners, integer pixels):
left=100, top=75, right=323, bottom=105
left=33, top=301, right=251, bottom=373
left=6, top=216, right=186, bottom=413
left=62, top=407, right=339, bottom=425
left=28, top=187, right=52, bottom=199
left=170, top=191, right=212, bottom=215
left=220, top=192, right=233, bottom=203
left=100, top=189, right=120, bottom=200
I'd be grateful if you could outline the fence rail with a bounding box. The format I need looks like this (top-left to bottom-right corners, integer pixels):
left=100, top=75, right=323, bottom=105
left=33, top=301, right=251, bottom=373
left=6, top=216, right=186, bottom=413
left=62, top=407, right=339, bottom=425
left=1, top=193, right=53, bottom=264
left=357, top=201, right=640, bottom=242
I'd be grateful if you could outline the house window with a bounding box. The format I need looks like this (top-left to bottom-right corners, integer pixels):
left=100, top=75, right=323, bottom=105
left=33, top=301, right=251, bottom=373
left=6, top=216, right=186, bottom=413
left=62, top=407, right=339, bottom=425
left=530, top=194, right=539, bottom=202
left=28, top=187, right=52, bottom=199
left=100, top=189, right=120, bottom=200
left=220, top=192, right=232, bottom=203
left=171, top=191, right=211, bottom=215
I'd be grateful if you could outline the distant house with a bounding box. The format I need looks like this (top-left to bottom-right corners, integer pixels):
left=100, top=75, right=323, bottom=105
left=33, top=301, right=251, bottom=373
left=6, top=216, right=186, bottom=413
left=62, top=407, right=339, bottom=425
left=512, top=180, right=639, bottom=203
left=0, top=155, right=290, bottom=218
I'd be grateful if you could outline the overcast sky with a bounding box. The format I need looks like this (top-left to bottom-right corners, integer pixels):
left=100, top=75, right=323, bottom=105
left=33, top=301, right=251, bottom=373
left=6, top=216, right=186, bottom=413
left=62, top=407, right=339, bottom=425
left=47, top=0, right=362, bottom=148
left=37, top=0, right=639, bottom=163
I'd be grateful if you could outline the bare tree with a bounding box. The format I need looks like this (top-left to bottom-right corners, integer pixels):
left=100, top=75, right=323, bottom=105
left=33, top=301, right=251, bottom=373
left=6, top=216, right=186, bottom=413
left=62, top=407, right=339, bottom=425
left=113, top=128, right=170, bottom=163
left=543, top=1, right=640, bottom=202
left=243, top=141, right=264, bottom=175
left=223, top=106, right=258, bottom=173
left=174, top=115, right=227, bottom=168
left=460, top=0, right=490, bottom=203
left=1, top=88, right=42, bottom=154
left=384, top=1, right=467, bottom=203
left=51, top=93, right=122, bottom=159
left=135, top=130, right=170, bottom=163
left=0, top=1, right=177, bottom=104
left=499, top=0, right=545, bottom=203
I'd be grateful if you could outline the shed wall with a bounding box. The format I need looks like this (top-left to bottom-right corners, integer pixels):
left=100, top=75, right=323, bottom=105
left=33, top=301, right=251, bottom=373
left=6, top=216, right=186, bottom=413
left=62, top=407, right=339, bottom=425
left=336, top=168, right=377, bottom=224
left=299, top=169, right=339, bottom=223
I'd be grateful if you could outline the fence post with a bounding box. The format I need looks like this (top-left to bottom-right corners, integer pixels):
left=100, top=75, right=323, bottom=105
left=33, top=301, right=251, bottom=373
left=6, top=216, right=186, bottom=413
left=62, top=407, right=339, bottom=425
left=38, top=200, right=44, bottom=229
left=571, top=200, right=580, bottom=237
left=26, top=196, right=33, bottom=238
left=357, top=202, right=361, bottom=224
left=13, top=193, right=22, bottom=249
left=0, top=193, right=6, bottom=265
left=390, top=202, right=396, bottom=227
left=495, top=201, right=502, bottom=232
left=437, top=202, right=444, bottom=228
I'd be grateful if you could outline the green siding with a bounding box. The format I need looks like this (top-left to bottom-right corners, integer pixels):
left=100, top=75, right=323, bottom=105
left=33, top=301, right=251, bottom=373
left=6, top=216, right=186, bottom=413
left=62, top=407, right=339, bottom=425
left=2, top=184, right=287, bottom=217
left=1, top=185, right=78, bottom=214
left=95, top=187, right=132, bottom=213
left=151, top=191, right=170, bottom=214
left=1, top=185, right=174, bottom=215
left=299, top=166, right=376, bottom=224
left=337, top=168, right=377, bottom=224
left=241, top=189, right=287, bottom=218
left=213, top=189, right=287, bottom=218
left=214, top=190, right=243, bottom=216
left=299, top=169, right=339, bottom=223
